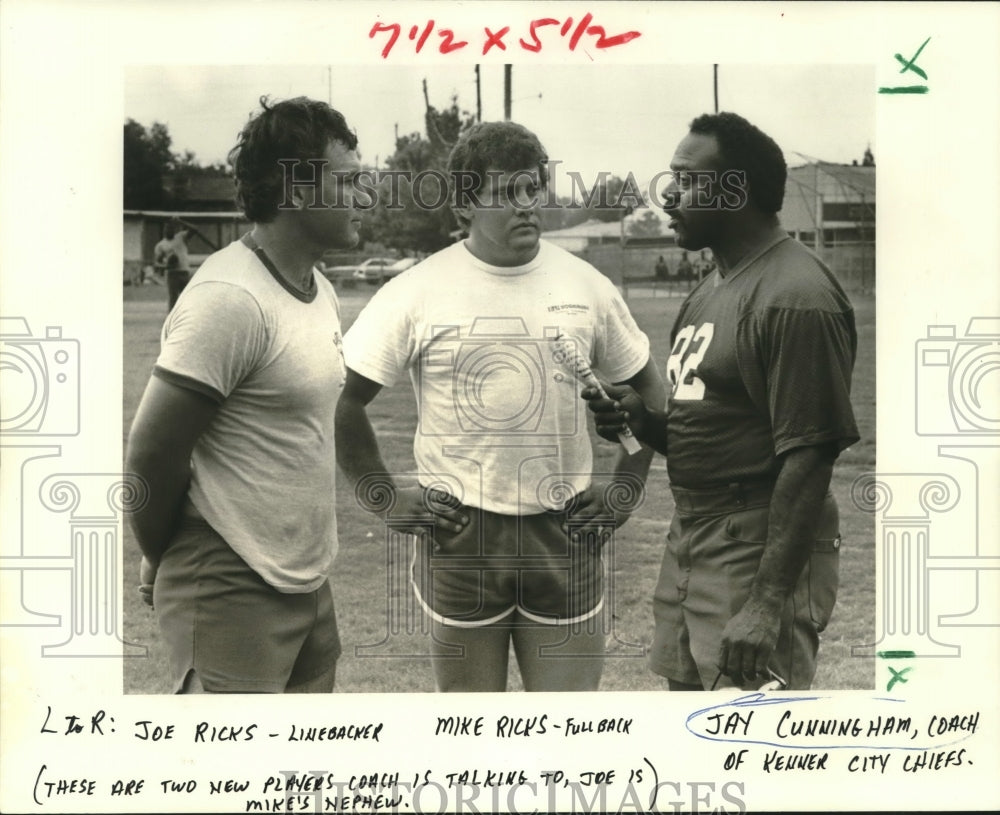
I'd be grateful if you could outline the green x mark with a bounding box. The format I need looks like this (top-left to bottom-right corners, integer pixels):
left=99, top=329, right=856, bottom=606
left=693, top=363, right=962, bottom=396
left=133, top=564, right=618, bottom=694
left=887, top=666, right=913, bottom=692
left=879, top=36, right=931, bottom=94
left=895, top=37, right=931, bottom=80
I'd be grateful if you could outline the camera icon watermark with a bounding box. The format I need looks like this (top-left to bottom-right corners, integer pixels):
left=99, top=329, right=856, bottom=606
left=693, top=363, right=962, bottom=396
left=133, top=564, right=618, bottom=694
left=850, top=471, right=963, bottom=662
left=417, top=318, right=578, bottom=437
left=915, top=317, right=1000, bottom=436
left=1, top=470, right=148, bottom=658
left=910, top=316, right=1000, bottom=634
left=0, top=317, right=80, bottom=437
left=854, top=308, right=1000, bottom=690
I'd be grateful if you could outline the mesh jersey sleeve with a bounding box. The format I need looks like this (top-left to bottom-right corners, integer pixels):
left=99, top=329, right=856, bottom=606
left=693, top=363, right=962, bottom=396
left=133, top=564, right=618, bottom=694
left=341, top=286, right=415, bottom=387
left=153, top=281, right=268, bottom=403
left=739, top=305, right=859, bottom=455
left=593, top=278, right=651, bottom=383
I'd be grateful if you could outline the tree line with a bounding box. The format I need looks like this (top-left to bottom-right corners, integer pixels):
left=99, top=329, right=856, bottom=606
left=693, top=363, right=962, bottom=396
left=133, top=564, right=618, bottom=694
left=123, top=99, right=659, bottom=254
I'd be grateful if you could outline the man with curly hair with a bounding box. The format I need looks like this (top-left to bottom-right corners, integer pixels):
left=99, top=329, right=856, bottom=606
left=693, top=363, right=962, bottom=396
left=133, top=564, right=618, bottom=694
left=585, top=112, right=859, bottom=691
left=127, top=96, right=367, bottom=693
left=336, top=121, right=665, bottom=692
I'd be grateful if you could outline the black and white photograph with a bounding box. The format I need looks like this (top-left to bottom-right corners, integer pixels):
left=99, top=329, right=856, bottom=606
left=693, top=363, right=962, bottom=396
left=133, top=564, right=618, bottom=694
left=1, top=2, right=998, bottom=813
left=120, top=63, right=877, bottom=697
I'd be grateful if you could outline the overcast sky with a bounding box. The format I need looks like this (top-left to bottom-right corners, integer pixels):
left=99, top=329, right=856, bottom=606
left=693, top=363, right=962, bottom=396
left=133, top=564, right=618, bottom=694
left=125, top=63, right=875, bottom=195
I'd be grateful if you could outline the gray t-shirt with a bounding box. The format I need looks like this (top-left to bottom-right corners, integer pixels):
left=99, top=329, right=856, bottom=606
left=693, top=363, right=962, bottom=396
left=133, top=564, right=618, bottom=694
left=154, top=238, right=345, bottom=591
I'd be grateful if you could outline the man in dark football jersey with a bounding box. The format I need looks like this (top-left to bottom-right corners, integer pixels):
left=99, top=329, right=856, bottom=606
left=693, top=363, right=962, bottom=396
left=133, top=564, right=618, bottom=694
left=584, top=112, right=859, bottom=690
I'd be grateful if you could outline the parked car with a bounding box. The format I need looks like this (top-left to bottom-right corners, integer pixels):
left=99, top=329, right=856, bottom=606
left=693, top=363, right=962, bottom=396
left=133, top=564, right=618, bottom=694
left=316, top=251, right=367, bottom=288
left=380, top=257, right=419, bottom=281
left=352, top=257, right=399, bottom=285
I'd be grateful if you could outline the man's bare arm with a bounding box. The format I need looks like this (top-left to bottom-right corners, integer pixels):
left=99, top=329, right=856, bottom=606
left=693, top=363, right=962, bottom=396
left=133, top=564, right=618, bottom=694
left=125, top=377, right=219, bottom=564
left=335, top=368, right=467, bottom=534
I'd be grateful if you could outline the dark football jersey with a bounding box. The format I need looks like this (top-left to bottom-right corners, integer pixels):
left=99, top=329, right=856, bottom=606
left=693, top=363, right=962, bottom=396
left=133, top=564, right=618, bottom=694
left=665, top=230, right=859, bottom=489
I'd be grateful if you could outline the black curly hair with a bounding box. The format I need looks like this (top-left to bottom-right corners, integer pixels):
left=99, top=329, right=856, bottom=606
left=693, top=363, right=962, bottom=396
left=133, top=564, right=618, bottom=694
left=229, top=96, right=358, bottom=223
left=688, top=112, right=786, bottom=214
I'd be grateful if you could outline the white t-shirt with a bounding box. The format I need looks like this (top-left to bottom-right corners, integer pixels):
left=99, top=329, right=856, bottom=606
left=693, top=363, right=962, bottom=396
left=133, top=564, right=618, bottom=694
left=169, top=232, right=191, bottom=271
left=154, top=238, right=345, bottom=592
left=344, top=239, right=650, bottom=515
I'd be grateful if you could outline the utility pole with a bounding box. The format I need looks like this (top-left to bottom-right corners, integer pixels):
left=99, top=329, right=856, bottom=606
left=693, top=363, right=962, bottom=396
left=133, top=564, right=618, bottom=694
left=713, top=64, right=719, bottom=113
left=503, top=64, right=512, bottom=120
left=814, top=165, right=823, bottom=254
left=475, top=65, right=482, bottom=122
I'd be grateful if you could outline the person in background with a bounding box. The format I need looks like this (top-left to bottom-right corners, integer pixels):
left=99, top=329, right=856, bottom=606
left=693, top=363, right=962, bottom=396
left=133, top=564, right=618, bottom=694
left=676, top=251, right=694, bottom=289
left=155, top=219, right=192, bottom=311
left=152, top=224, right=175, bottom=286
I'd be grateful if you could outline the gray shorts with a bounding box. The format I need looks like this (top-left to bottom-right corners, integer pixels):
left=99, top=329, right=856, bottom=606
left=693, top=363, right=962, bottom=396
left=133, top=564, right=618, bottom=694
left=410, top=503, right=604, bottom=628
left=154, top=507, right=341, bottom=693
left=648, top=484, right=840, bottom=690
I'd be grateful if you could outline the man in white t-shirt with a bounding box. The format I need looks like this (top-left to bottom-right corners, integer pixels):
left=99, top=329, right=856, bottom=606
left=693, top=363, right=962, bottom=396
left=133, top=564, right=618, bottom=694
left=336, top=121, right=666, bottom=692
left=153, top=219, right=193, bottom=311
left=152, top=228, right=174, bottom=281
left=126, top=97, right=368, bottom=693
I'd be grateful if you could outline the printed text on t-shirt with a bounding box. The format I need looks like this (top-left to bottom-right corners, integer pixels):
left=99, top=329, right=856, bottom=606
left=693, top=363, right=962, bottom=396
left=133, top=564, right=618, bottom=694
left=667, top=323, right=715, bottom=400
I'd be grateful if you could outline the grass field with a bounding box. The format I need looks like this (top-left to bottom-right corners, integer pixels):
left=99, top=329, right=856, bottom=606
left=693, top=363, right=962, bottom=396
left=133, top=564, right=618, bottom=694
left=122, top=280, right=876, bottom=693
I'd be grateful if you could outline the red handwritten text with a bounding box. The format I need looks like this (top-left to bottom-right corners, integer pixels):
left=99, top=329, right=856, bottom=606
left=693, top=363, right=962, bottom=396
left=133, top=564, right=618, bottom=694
left=369, top=21, right=469, bottom=59
left=369, top=14, right=641, bottom=59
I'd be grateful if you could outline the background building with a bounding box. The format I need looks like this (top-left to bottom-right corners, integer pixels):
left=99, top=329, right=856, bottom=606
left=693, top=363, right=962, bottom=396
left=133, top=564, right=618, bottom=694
left=545, top=160, right=876, bottom=296
left=783, top=160, right=876, bottom=294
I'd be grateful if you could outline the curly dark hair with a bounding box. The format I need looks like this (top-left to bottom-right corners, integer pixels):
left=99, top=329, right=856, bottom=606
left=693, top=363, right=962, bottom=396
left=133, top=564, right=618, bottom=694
left=688, top=112, right=786, bottom=214
left=228, top=96, right=358, bottom=223
left=447, top=121, right=548, bottom=220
